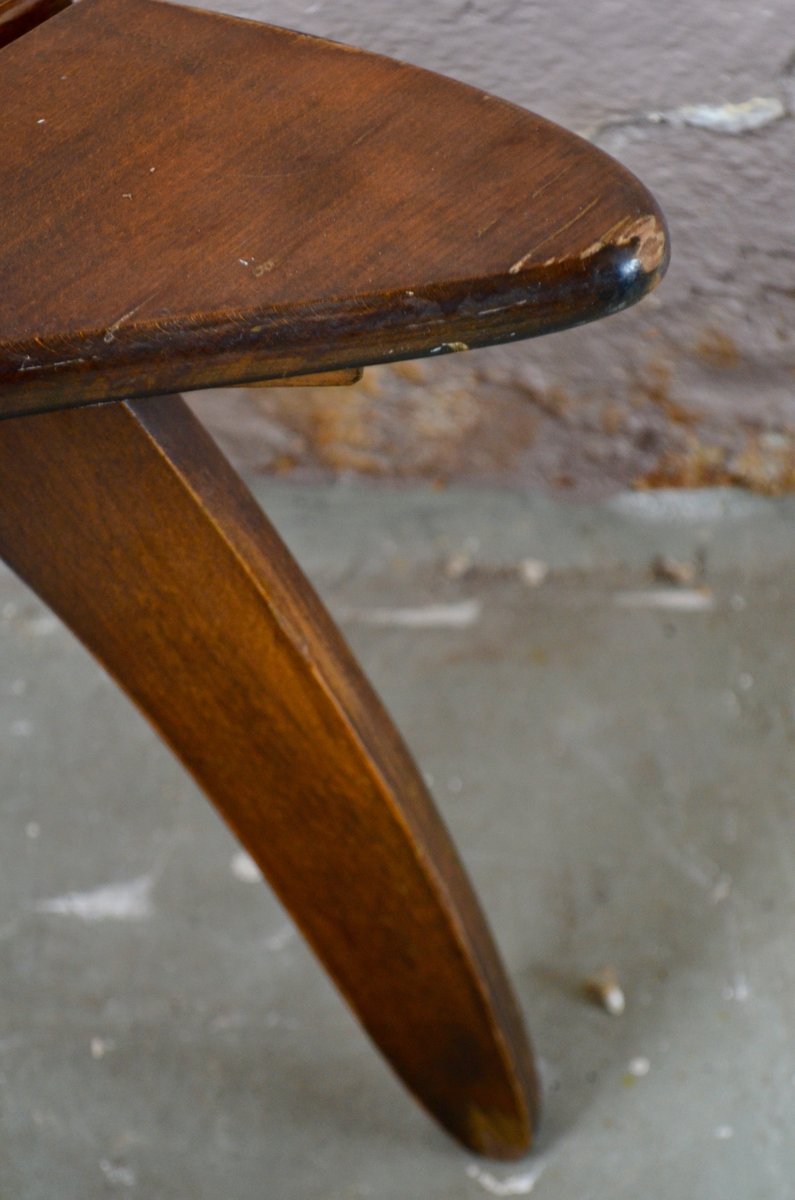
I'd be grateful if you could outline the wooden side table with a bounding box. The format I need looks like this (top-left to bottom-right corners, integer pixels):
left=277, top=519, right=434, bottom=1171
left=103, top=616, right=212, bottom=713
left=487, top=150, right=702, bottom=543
left=0, top=0, right=668, bottom=1159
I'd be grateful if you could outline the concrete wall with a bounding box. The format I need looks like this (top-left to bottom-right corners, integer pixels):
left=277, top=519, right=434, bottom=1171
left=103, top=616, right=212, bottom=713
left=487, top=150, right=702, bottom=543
left=187, top=0, right=795, bottom=497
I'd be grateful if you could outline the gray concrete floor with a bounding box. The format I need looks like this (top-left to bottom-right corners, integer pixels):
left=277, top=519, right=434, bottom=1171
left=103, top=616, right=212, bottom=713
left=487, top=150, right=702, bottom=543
left=2, top=481, right=795, bottom=1197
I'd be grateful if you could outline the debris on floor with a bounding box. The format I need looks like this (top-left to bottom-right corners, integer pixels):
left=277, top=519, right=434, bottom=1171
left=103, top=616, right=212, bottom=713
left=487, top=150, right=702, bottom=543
left=651, top=554, right=697, bottom=586
left=583, top=966, right=626, bottom=1016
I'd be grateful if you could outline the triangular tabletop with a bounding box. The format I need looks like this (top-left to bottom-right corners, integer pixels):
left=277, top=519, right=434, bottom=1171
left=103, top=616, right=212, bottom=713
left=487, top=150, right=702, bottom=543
left=0, top=0, right=667, bottom=416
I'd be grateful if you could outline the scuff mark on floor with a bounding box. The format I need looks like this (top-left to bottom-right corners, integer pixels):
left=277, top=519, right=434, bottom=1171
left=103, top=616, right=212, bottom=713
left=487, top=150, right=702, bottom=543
left=614, top=588, right=715, bottom=612
left=24, top=614, right=59, bottom=637
left=99, top=1158, right=136, bottom=1187
left=264, top=925, right=296, bottom=952
left=35, top=874, right=153, bottom=920
left=340, top=600, right=482, bottom=629
left=645, top=817, right=723, bottom=891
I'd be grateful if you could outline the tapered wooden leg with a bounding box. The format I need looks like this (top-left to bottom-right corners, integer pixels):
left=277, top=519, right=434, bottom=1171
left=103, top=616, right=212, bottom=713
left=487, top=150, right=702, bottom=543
left=0, top=395, right=538, bottom=1156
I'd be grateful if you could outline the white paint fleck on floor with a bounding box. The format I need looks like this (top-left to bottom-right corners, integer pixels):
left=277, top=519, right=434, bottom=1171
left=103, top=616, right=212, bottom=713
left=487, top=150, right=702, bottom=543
left=341, top=600, right=481, bottom=628
left=35, top=874, right=153, bottom=920
left=466, top=1162, right=546, bottom=1196
left=231, top=850, right=262, bottom=883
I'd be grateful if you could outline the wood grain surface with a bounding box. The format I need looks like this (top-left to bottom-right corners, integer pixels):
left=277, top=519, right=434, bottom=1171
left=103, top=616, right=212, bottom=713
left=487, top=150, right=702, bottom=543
left=0, top=394, right=539, bottom=1157
left=0, top=0, right=667, bottom=417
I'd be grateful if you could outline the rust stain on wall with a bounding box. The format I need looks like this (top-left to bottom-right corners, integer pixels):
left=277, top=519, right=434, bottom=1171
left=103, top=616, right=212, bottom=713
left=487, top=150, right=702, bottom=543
left=240, top=363, right=540, bottom=486
left=694, top=328, right=742, bottom=370
left=187, top=318, right=795, bottom=500
left=638, top=431, right=795, bottom=494
left=633, top=360, right=699, bottom=427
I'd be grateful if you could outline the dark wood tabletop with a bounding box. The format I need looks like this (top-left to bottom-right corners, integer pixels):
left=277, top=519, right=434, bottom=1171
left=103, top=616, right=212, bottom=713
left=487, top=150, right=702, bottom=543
left=0, top=0, right=667, bottom=417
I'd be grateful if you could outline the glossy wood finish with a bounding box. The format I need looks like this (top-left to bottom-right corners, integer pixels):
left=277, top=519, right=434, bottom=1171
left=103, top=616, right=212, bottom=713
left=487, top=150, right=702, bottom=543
left=0, top=395, right=538, bottom=1157
left=0, top=0, right=667, bottom=418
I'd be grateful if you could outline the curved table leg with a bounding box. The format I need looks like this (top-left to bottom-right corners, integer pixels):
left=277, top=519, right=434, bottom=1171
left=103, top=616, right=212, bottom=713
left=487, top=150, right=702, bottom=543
left=0, top=394, right=538, bottom=1157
